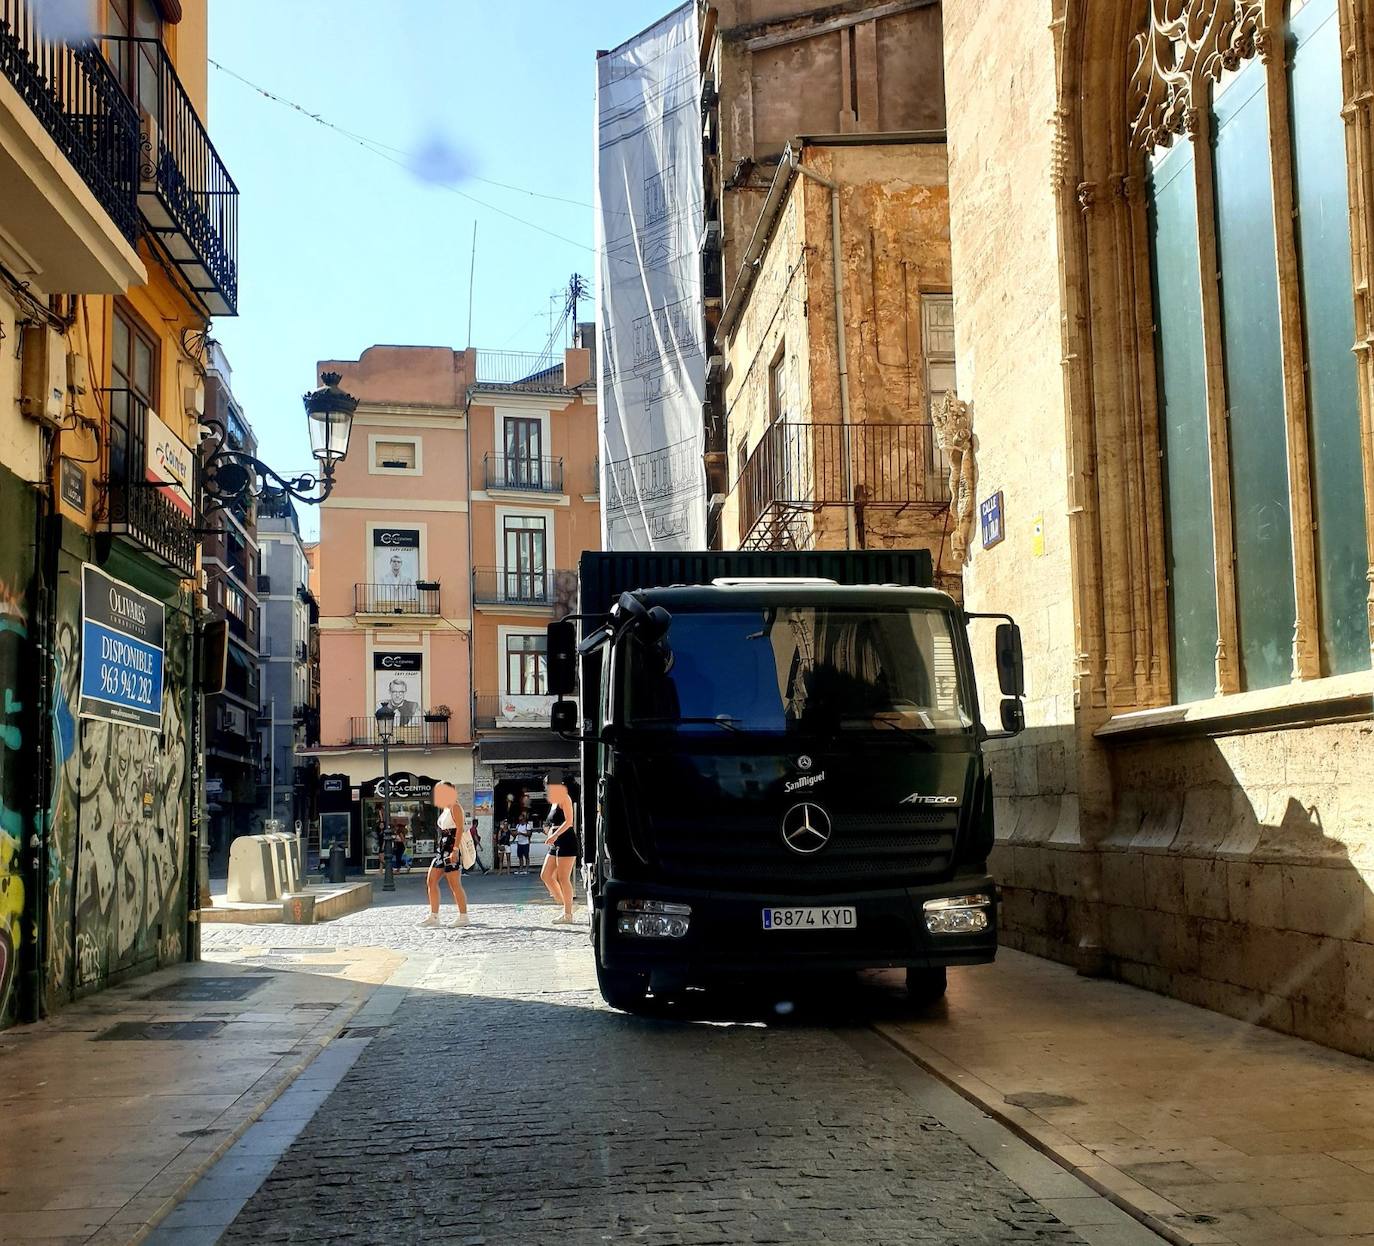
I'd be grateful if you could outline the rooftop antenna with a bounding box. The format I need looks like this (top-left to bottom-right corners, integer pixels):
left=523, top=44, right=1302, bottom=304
left=465, top=221, right=477, bottom=349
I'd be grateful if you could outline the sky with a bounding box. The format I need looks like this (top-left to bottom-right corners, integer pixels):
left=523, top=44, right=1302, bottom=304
left=207, top=1, right=670, bottom=537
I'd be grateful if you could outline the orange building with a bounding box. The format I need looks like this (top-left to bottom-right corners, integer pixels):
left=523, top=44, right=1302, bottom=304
left=308, top=346, right=475, bottom=868
left=305, top=334, right=601, bottom=869
left=466, top=330, right=600, bottom=845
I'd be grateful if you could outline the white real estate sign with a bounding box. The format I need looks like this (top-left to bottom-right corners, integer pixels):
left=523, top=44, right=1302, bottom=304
left=595, top=3, right=707, bottom=551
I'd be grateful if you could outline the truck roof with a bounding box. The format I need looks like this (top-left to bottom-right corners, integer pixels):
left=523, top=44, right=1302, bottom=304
left=637, top=582, right=959, bottom=611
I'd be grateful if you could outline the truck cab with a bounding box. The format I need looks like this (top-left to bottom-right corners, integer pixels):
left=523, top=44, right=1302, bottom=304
left=549, top=557, right=1025, bottom=1011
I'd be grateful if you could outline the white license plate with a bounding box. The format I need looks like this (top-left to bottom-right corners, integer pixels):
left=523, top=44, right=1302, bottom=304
left=761, top=906, right=857, bottom=931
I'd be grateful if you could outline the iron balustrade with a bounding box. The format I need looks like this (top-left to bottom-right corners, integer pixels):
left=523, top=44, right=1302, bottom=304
left=473, top=350, right=565, bottom=391
left=0, top=1, right=140, bottom=242
left=103, top=35, right=238, bottom=315
left=736, top=421, right=950, bottom=547
left=349, top=716, right=449, bottom=748
left=353, top=582, right=441, bottom=616
left=102, top=388, right=196, bottom=576
left=472, top=567, right=561, bottom=607
left=484, top=453, right=564, bottom=493
left=473, top=695, right=499, bottom=729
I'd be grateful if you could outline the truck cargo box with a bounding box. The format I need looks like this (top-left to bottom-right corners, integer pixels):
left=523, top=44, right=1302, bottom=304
left=576, top=549, right=935, bottom=616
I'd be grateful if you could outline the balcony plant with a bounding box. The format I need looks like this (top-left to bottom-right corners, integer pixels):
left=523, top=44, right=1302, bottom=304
left=424, top=704, right=452, bottom=723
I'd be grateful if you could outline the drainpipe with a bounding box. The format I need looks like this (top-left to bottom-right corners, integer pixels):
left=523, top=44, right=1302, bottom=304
left=790, top=150, right=857, bottom=549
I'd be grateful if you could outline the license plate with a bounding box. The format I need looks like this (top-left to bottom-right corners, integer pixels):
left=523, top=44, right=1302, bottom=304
left=761, top=906, right=856, bottom=931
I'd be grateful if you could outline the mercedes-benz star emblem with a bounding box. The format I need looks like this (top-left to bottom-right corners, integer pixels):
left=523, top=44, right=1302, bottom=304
left=781, top=802, right=832, bottom=855
left=796, top=755, right=813, bottom=771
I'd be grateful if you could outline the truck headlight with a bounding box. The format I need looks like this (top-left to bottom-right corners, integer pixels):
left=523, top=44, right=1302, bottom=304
left=923, top=893, right=992, bottom=935
left=617, top=898, right=691, bottom=939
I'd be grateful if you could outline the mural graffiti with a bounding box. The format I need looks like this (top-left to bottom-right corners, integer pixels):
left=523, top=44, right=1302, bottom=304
left=45, top=558, right=188, bottom=1002
left=0, top=514, right=32, bottom=1028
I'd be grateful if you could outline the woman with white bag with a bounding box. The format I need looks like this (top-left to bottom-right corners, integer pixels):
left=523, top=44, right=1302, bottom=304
left=418, top=781, right=474, bottom=928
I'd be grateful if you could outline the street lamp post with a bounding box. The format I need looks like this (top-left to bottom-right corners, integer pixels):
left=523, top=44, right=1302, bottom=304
left=375, top=703, right=396, bottom=893
left=199, top=372, right=360, bottom=514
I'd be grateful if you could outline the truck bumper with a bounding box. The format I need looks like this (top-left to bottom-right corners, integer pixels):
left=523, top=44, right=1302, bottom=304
left=598, top=875, right=998, bottom=979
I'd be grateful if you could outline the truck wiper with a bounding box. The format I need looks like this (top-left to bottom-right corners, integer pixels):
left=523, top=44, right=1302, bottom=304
left=631, top=714, right=743, bottom=733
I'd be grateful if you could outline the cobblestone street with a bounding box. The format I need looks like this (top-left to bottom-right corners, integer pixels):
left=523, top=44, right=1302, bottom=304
left=179, top=875, right=1158, bottom=1245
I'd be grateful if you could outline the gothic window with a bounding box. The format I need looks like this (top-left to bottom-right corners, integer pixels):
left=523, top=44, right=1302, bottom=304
left=1134, top=0, right=1368, bottom=700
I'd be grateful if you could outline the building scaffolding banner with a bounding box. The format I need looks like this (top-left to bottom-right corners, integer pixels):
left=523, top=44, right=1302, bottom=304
left=595, top=4, right=707, bottom=550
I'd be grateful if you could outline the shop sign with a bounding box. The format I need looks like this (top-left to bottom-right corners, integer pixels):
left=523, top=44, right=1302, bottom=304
left=79, top=564, right=165, bottom=732
left=145, top=407, right=194, bottom=518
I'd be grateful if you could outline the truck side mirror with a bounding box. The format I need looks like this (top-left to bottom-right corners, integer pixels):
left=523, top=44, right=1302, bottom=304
left=995, top=622, right=1024, bottom=697
left=550, top=699, right=579, bottom=736
left=547, top=619, right=577, bottom=696
left=999, top=698, right=1025, bottom=735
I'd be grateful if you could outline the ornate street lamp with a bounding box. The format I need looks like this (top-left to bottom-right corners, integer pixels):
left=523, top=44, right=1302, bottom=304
left=374, top=702, right=397, bottom=894
left=200, top=372, right=358, bottom=514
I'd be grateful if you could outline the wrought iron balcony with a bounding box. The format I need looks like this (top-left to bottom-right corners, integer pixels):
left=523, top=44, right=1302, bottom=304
left=104, top=36, right=238, bottom=315
left=1, top=0, right=140, bottom=243
left=472, top=567, right=566, bottom=609
left=472, top=350, right=567, bottom=392
left=354, top=582, right=441, bottom=616
left=736, top=421, right=950, bottom=552
left=103, top=389, right=196, bottom=576
left=473, top=692, right=554, bottom=730
left=348, top=717, right=450, bottom=748
left=483, top=453, right=564, bottom=494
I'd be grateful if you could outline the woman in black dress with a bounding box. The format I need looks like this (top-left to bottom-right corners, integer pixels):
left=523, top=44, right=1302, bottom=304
left=539, top=770, right=579, bottom=924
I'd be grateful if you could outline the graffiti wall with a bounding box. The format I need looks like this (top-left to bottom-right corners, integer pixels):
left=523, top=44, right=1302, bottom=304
left=44, top=531, right=190, bottom=1007
left=0, top=470, right=36, bottom=1028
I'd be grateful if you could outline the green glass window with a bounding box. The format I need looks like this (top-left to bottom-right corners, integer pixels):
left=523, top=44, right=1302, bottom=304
left=1148, top=142, right=1219, bottom=703
left=1212, top=60, right=1296, bottom=690
left=1290, top=0, right=1370, bottom=675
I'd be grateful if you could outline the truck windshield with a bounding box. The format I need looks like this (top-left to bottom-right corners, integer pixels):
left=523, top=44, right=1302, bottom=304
left=621, top=606, right=972, bottom=735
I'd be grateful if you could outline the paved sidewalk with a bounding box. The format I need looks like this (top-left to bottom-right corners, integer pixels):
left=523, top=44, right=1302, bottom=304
left=878, top=950, right=1374, bottom=1246
left=0, top=946, right=397, bottom=1244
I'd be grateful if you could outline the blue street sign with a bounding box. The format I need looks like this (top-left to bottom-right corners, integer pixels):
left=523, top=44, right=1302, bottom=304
left=980, top=491, right=1005, bottom=550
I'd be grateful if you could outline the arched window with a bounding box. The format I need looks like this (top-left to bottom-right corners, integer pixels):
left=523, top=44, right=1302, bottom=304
left=1134, top=0, right=1368, bottom=701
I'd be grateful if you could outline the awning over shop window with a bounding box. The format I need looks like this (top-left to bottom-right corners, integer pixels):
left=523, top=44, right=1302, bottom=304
left=478, top=735, right=577, bottom=766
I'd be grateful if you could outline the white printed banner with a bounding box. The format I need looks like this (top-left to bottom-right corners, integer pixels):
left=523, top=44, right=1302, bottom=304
left=595, top=3, right=707, bottom=550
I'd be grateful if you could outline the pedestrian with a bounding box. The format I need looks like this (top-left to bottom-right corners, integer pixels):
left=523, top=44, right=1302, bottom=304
left=497, top=823, right=512, bottom=873
left=466, top=816, right=489, bottom=874
left=540, top=769, right=579, bottom=924
left=391, top=821, right=406, bottom=873
left=514, top=817, right=532, bottom=874
left=419, top=781, right=471, bottom=928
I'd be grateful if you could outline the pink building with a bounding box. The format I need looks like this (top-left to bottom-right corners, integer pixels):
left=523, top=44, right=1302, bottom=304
left=309, top=346, right=475, bottom=868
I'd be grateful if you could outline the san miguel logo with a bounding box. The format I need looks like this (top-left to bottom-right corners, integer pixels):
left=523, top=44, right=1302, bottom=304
left=785, top=771, right=826, bottom=794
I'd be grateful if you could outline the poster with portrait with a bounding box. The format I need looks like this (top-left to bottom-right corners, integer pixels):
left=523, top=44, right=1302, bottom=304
left=374, top=651, right=422, bottom=727
left=372, top=528, right=420, bottom=593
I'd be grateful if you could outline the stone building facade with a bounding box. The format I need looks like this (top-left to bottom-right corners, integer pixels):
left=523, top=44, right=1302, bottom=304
left=944, top=0, right=1374, bottom=1058
left=702, top=1, right=955, bottom=571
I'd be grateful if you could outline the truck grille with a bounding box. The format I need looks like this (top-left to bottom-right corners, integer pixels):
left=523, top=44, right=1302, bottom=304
left=648, top=809, right=958, bottom=893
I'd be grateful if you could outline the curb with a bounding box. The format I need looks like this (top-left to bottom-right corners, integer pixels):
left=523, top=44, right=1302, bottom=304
left=872, top=1024, right=1238, bottom=1246
left=122, top=979, right=376, bottom=1245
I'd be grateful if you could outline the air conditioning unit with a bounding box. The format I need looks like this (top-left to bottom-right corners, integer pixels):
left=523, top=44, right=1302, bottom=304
left=19, top=325, right=67, bottom=430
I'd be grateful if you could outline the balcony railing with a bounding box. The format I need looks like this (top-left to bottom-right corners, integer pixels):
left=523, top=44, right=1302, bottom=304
left=103, top=389, right=196, bottom=576
left=104, top=36, right=238, bottom=315
left=348, top=717, right=450, bottom=748
left=736, top=421, right=950, bottom=550
left=483, top=453, right=564, bottom=493
left=0, top=1, right=140, bottom=242
left=473, top=350, right=565, bottom=391
left=353, top=582, right=441, bottom=616
left=472, top=567, right=565, bottom=608
left=474, top=693, right=554, bottom=730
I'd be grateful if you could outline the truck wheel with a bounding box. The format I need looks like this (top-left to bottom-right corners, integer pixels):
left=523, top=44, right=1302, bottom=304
left=596, top=957, right=650, bottom=1012
left=906, top=966, right=948, bottom=1006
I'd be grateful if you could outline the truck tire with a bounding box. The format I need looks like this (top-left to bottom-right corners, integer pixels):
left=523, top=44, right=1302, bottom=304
left=906, top=966, right=948, bottom=1006
left=595, top=951, right=650, bottom=1012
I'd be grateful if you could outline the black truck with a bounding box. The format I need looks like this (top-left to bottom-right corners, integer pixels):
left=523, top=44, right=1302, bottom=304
left=546, top=550, right=1025, bottom=1011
